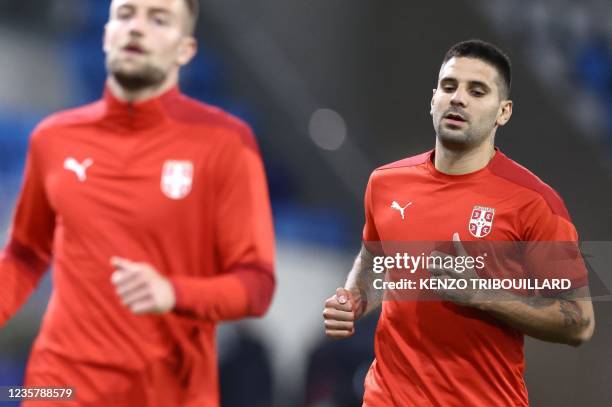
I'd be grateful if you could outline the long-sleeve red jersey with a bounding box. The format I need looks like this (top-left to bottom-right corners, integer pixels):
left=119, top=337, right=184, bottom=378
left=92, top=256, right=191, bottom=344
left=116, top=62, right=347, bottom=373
left=0, top=85, right=275, bottom=404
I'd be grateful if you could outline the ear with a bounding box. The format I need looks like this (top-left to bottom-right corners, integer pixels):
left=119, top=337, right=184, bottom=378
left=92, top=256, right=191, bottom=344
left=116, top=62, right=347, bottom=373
left=177, top=36, right=197, bottom=66
left=103, top=23, right=110, bottom=53
left=430, top=88, right=436, bottom=115
left=496, top=100, right=513, bottom=126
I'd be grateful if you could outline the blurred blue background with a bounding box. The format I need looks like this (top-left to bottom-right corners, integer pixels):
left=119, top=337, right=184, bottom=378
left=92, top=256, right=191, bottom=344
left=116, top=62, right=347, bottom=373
left=1, top=1, right=611, bottom=406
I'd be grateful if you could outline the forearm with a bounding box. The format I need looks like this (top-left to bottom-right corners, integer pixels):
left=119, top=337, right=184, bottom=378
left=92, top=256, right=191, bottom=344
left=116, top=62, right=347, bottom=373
left=345, top=245, right=382, bottom=318
left=0, top=238, right=50, bottom=326
left=170, top=263, right=275, bottom=322
left=474, top=288, right=594, bottom=346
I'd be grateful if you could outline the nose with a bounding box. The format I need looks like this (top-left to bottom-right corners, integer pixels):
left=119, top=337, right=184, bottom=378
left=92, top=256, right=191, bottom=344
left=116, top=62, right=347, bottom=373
left=126, top=14, right=146, bottom=36
left=450, top=88, right=467, bottom=107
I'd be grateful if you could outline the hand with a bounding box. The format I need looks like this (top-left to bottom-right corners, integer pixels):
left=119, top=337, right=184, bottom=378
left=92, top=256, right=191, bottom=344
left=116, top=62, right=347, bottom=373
left=323, top=287, right=363, bottom=339
left=110, top=257, right=176, bottom=314
left=427, top=232, right=482, bottom=306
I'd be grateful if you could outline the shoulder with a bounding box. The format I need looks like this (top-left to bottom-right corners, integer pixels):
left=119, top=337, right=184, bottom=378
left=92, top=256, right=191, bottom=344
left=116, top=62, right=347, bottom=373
left=368, top=150, right=431, bottom=186
left=490, top=151, right=570, bottom=221
left=375, top=150, right=432, bottom=172
left=28, top=101, right=105, bottom=152
left=164, top=94, right=257, bottom=150
left=33, top=101, right=105, bottom=136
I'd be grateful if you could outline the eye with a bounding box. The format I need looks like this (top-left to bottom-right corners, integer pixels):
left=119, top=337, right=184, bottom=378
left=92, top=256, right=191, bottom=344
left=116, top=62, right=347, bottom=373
left=470, top=89, right=485, bottom=97
left=117, top=11, right=131, bottom=20
left=116, top=6, right=134, bottom=20
left=442, top=85, right=455, bottom=92
left=151, top=13, right=170, bottom=26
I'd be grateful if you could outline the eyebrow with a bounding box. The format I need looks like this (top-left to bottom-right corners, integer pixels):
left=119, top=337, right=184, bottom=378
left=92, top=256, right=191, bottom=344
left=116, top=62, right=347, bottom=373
left=440, top=77, right=492, bottom=91
left=115, top=4, right=172, bottom=16
left=116, top=4, right=135, bottom=12
left=149, top=7, right=172, bottom=16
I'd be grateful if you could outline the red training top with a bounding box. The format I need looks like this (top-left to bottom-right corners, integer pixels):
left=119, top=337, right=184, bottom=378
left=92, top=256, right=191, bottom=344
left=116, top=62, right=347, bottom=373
left=0, top=85, right=275, bottom=405
left=362, top=149, right=586, bottom=407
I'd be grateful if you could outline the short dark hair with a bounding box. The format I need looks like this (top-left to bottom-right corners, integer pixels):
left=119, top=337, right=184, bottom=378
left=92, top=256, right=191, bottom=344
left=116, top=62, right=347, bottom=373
left=183, top=0, right=200, bottom=34
left=441, top=39, right=512, bottom=98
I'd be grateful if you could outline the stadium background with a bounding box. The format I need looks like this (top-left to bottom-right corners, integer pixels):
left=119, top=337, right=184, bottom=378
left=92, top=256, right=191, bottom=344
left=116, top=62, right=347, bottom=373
left=0, top=0, right=611, bottom=405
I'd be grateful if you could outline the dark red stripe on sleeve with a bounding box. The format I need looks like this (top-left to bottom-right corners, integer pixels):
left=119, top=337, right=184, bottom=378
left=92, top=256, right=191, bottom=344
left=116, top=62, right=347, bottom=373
left=490, top=153, right=571, bottom=221
left=230, top=263, right=276, bottom=317
left=4, top=237, right=50, bottom=277
left=170, top=262, right=275, bottom=322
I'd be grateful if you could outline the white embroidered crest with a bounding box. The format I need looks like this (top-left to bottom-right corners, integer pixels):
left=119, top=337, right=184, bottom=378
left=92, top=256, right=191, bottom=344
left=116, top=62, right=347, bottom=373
left=469, top=205, right=495, bottom=238
left=161, top=160, right=193, bottom=200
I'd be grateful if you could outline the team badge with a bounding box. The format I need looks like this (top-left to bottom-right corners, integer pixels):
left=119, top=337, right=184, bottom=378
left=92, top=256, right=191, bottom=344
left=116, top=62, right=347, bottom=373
left=161, top=160, right=193, bottom=200
left=469, top=205, right=495, bottom=238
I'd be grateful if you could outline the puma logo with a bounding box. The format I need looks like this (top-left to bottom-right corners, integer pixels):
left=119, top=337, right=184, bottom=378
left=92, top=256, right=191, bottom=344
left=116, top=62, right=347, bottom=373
left=391, top=201, right=412, bottom=220
left=64, top=157, right=93, bottom=182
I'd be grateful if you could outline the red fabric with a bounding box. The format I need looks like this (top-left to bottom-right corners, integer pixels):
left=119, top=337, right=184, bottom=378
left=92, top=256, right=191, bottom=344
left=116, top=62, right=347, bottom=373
left=23, top=349, right=212, bottom=406
left=0, top=138, right=55, bottom=322
left=171, top=265, right=275, bottom=321
left=361, top=148, right=586, bottom=406
left=0, top=239, right=50, bottom=322
left=0, top=84, right=275, bottom=403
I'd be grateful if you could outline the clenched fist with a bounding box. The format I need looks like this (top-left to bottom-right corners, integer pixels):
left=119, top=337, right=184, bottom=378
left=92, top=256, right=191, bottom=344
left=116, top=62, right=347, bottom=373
left=110, top=257, right=176, bottom=315
left=323, top=287, right=363, bottom=339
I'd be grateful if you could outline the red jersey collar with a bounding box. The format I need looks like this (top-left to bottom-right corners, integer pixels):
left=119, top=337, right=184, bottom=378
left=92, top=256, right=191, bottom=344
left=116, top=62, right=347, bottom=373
left=102, top=83, right=181, bottom=130
left=426, top=147, right=503, bottom=181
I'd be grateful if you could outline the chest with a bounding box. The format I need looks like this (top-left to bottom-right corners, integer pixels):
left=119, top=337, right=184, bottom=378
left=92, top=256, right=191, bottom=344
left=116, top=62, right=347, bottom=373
left=371, top=180, right=523, bottom=242
left=41, top=126, right=217, bottom=230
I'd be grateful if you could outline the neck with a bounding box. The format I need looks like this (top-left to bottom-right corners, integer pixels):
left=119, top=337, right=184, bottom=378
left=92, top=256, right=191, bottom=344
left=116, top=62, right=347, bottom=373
left=106, top=69, right=179, bottom=103
left=434, top=136, right=495, bottom=175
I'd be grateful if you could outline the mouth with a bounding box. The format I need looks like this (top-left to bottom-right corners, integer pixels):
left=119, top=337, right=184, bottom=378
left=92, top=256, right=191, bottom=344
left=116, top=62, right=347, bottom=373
left=122, top=43, right=147, bottom=55
left=443, top=112, right=467, bottom=126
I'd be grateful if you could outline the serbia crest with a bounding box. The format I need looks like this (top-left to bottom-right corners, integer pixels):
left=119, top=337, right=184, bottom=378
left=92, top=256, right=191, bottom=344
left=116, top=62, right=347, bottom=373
left=469, top=205, right=495, bottom=238
left=161, top=160, right=193, bottom=200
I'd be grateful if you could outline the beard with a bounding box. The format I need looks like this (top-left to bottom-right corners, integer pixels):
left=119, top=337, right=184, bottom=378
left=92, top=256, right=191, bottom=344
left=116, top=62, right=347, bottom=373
left=106, top=57, right=167, bottom=92
left=435, top=124, right=478, bottom=151
left=433, top=110, right=496, bottom=151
